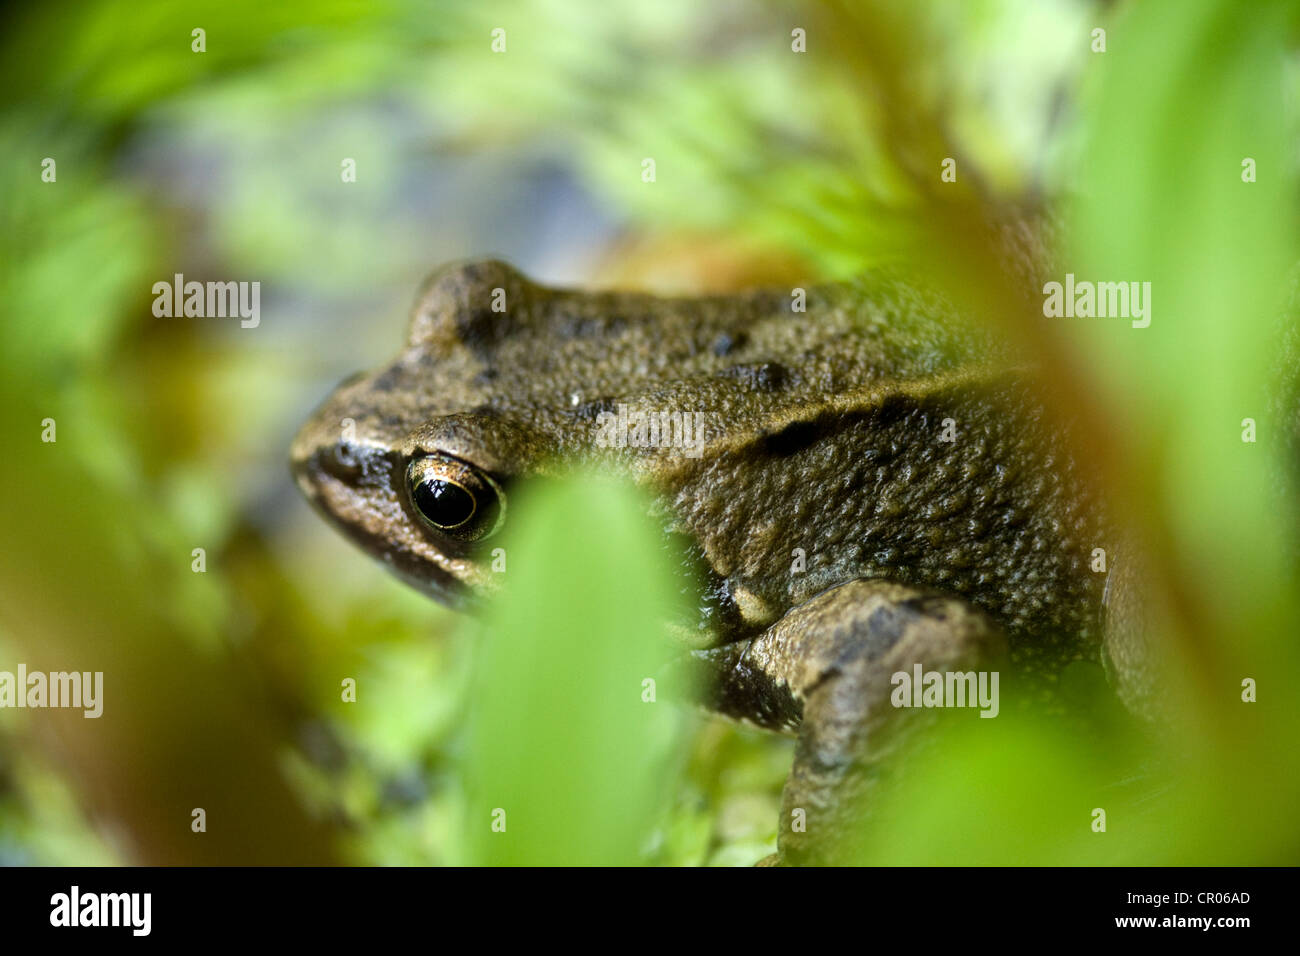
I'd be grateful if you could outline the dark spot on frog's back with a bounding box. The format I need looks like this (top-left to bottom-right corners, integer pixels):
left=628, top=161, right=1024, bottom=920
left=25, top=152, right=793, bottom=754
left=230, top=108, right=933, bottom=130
left=370, top=364, right=407, bottom=393
left=712, top=331, right=748, bottom=357
left=874, top=390, right=921, bottom=425
left=720, top=361, right=788, bottom=392
left=761, top=419, right=822, bottom=457
left=455, top=305, right=512, bottom=357
left=571, top=397, right=618, bottom=421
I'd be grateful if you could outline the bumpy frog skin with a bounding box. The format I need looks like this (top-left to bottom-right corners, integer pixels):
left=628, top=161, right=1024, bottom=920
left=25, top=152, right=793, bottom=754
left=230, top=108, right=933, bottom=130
left=292, top=259, right=1131, bottom=865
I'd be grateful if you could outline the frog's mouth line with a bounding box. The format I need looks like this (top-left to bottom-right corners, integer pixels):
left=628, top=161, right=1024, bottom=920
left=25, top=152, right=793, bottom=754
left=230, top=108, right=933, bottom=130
left=384, top=556, right=472, bottom=610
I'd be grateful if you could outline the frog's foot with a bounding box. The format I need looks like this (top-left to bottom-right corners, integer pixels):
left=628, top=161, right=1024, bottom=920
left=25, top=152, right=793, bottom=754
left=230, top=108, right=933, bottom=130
left=702, top=579, right=1006, bottom=866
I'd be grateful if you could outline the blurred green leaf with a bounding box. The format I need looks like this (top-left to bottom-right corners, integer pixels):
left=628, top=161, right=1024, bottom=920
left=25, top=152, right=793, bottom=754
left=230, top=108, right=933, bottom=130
left=464, top=475, right=694, bottom=865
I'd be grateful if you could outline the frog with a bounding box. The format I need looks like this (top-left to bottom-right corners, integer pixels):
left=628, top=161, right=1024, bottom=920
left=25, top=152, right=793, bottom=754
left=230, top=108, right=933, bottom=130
left=291, top=258, right=1140, bottom=865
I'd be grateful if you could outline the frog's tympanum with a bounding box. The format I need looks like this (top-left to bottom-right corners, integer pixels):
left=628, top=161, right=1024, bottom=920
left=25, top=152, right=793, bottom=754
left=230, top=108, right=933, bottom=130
left=292, top=259, right=1143, bottom=865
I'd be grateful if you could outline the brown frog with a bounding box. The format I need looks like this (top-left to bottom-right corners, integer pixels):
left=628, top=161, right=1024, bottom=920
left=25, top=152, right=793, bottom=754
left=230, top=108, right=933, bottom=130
left=291, top=259, right=1131, bottom=864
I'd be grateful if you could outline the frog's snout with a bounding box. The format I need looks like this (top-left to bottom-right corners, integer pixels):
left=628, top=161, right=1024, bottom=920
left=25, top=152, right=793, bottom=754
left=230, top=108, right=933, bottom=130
left=289, top=415, right=476, bottom=610
left=298, top=439, right=390, bottom=494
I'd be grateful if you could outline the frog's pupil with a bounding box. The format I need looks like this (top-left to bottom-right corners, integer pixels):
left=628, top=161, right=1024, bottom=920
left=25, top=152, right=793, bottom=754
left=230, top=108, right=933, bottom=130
left=415, top=479, right=476, bottom=529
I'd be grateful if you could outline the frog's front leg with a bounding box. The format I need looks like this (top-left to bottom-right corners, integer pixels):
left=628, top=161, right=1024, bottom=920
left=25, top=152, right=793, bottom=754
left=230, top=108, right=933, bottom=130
left=698, top=579, right=1006, bottom=865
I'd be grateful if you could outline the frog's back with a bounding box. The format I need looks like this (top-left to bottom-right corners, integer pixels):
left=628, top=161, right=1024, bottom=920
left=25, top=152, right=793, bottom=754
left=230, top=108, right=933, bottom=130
left=401, top=260, right=1108, bottom=659
left=548, top=273, right=1108, bottom=663
left=441, top=267, right=1009, bottom=448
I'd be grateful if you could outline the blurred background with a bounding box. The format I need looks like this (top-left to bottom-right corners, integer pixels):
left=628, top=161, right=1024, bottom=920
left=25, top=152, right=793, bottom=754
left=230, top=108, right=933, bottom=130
left=1, top=0, right=1298, bottom=865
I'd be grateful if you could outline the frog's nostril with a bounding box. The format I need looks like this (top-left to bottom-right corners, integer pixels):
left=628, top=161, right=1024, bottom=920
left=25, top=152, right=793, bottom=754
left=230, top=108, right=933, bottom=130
left=321, top=444, right=364, bottom=483
left=332, top=442, right=390, bottom=482
left=301, top=441, right=392, bottom=492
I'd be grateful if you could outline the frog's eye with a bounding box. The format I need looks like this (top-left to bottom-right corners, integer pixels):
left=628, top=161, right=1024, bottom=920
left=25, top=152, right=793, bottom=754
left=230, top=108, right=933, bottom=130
left=406, top=454, right=506, bottom=542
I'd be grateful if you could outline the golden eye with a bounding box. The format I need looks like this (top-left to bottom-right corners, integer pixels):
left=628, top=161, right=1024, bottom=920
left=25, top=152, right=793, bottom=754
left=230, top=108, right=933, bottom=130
left=406, top=454, right=506, bottom=541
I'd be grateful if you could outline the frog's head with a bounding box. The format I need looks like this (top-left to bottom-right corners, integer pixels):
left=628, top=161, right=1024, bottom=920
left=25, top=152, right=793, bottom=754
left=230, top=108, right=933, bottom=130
left=290, top=260, right=553, bottom=608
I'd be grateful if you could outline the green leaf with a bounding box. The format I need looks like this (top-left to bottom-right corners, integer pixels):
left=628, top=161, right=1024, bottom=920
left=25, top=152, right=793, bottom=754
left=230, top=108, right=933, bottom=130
left=464, top=474, right=693, bottom=865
